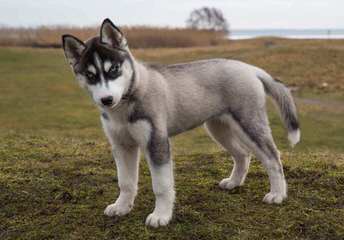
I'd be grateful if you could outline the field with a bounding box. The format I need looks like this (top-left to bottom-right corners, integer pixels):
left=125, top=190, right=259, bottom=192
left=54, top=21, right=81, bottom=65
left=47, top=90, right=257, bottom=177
left=0, top=38, right=344, bottom=239
left=0, top=26, right=225, bottom=48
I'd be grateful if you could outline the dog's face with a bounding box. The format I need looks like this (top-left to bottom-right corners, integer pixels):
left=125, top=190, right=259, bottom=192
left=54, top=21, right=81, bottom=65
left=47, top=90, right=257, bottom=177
left=62, top=19, right=134, bottom=109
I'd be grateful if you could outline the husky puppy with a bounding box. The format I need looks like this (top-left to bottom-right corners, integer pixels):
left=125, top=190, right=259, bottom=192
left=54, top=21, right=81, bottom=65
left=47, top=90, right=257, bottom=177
left=62, top=19, right=300, bottom=227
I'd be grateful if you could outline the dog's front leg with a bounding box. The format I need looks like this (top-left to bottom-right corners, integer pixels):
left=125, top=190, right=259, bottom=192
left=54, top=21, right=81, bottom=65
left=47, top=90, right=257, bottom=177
left=129, top=120, right=175, bottom=227
left=104, top=143, right=140, bottom=217
left=145, top=145, right=175, bottom=228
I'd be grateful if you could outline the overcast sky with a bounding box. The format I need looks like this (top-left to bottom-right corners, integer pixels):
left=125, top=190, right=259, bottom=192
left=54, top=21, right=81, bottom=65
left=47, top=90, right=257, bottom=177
left=0, top=0, right=343, bottom=29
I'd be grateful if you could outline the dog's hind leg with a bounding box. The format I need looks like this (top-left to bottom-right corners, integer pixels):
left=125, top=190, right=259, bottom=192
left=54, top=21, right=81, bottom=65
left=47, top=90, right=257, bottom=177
left=205, top=118, right=251, bottom=190
left=225, top=109, right=287, bottom=204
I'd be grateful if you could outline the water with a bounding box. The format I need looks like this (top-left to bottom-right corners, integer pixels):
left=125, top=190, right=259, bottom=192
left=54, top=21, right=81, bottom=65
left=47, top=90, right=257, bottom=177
left=230, top=29, right=344, bottom=40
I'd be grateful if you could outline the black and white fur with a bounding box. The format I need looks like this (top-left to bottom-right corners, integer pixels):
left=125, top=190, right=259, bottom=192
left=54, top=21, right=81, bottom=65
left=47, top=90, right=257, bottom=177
left=62, top=19, right=300, bottom=227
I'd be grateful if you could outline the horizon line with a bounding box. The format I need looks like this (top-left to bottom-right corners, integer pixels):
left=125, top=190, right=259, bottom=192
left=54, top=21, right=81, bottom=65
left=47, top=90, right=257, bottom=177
left=0, top=23, right=344, bottom=31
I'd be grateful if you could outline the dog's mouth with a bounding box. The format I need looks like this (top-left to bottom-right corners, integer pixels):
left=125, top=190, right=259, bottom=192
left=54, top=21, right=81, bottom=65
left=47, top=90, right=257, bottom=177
left=102, top=95, right=130, bottom=111
left=109, top=96, right=131, bottom=110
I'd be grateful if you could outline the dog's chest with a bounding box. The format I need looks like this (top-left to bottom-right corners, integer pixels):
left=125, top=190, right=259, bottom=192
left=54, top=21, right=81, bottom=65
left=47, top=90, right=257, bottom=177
left=104, top=108, right=135, bottom=145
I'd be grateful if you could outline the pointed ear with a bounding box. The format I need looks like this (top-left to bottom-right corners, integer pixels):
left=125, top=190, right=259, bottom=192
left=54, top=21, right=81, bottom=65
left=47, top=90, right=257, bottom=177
left=62, top=34, right=86, bottom=67
left=100, top=18, right=127, bottom=49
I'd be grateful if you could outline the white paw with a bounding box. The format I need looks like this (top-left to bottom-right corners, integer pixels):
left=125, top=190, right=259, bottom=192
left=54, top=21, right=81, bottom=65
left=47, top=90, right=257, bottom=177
left=145, top=212, right=172, bottom=228
left=104, top=202, right=132, bottom=217
left=263, top=192, right=287, bottom=204
left=219, top=178, right=241, bottom=190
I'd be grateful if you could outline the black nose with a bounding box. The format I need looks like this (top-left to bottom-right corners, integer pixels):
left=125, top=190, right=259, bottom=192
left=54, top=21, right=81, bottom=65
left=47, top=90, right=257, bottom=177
left=101, top=96, right=113, bottom=106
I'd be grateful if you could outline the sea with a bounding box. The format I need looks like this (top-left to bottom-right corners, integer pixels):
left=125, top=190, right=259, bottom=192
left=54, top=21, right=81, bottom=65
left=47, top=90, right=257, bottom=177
left=229, top=29, right=344, bottom=40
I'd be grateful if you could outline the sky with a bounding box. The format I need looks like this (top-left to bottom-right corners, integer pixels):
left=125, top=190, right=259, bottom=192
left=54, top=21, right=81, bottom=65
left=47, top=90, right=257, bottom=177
left=0, top=0, right=343, bottom=29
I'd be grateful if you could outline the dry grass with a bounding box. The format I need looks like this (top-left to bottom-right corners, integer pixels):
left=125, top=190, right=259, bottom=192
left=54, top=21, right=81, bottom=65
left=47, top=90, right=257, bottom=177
left=0, top=26, right=226, bottom=48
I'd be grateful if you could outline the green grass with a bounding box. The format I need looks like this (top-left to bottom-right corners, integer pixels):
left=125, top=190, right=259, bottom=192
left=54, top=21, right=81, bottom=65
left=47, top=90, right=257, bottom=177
left=1, top=39, right=344, bottom=239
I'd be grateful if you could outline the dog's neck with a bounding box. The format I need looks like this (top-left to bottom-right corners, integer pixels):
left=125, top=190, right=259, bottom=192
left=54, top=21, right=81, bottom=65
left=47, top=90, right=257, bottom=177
left=126, top=57, right=149, bottom=102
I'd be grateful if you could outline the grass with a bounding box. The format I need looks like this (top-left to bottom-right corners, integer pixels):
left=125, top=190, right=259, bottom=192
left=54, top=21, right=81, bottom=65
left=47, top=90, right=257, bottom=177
left=0, top=38, right=344, bottom=239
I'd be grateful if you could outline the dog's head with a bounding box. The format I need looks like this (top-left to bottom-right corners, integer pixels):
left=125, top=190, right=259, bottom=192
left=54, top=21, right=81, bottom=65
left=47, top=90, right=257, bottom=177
left=62, top=19, right=134, bottom=109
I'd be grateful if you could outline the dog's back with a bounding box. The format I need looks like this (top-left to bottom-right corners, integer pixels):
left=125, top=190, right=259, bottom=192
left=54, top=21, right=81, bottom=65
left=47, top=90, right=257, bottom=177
left=144, top=59, right=268, bottom=135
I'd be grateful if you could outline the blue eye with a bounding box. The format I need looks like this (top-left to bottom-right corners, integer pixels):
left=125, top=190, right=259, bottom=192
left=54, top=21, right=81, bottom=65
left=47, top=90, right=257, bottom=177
left=108, top=63, right=121, bottom=75
left=85, top=71, right=97, bottom=84
left=106, top=63, right=122, bottom=80
left=86, top=71, right=95, bottom=79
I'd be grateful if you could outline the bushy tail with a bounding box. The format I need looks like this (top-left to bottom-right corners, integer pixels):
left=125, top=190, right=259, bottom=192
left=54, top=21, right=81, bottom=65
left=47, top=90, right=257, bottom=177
left=256, top=68, right=300, bottom=147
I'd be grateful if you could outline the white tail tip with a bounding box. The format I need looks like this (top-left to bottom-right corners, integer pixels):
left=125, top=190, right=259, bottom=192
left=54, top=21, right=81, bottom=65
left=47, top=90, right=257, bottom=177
left=288, top=129, right=300, bottom=147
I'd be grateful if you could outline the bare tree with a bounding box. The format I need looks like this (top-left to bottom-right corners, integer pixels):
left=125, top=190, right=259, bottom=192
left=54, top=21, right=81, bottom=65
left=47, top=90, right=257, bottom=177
left=186, top=7, right=230, bottom=34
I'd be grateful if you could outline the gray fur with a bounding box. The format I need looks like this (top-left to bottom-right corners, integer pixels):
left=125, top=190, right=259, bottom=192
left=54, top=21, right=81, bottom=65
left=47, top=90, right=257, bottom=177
left=256, top=70, right=299, bottom=131
left=62, top=18, right=301, bottom=227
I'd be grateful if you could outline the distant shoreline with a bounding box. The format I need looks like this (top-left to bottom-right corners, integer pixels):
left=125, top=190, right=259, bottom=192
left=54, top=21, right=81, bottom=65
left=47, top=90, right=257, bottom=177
left=230, top=29, right=344, bottom=40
